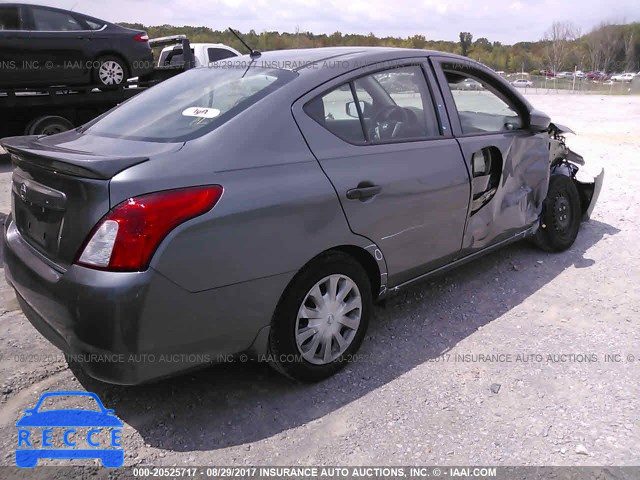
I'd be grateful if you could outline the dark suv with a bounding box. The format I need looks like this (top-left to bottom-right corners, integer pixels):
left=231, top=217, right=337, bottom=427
left=0, top=3, right=153, bottom=88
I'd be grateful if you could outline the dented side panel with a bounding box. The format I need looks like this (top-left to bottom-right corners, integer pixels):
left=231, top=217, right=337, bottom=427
left=456, top=131, right=551, bottom=250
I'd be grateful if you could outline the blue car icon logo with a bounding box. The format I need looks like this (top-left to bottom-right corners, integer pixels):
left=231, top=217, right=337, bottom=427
left=16, top=391, right=123, bottom=468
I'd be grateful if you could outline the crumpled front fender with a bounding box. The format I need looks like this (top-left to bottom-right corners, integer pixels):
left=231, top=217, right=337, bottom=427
left=577, top=167, right=604, bottom=221
left=551, top=146, right=604, bottom=221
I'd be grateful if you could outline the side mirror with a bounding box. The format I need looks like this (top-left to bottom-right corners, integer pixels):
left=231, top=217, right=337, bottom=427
left=345, top=100, right=371, bottom=118
left=529, top=108, right=551, bottom=132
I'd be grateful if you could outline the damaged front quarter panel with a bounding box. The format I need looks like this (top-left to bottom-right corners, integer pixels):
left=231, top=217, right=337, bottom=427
left=548, top=122, right=604, bottom=221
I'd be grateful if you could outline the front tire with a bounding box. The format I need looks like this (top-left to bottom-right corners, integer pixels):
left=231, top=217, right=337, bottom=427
left=269, top=251, right=372, bottom=382
left=533, top=174, right=581, bottom=252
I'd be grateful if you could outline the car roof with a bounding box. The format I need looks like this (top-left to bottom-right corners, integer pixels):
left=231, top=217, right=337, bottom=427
left=236, top=46, right=467, bottom=74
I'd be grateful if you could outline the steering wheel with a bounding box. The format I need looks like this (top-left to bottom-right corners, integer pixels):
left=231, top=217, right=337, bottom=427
left=369, top=105, right=410, bottom=141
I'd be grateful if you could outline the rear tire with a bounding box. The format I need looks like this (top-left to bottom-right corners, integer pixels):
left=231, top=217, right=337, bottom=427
left=533, top=174, right=581, bottom=252
left=25, top=115, right=74, bottom=136
left=93, top=55, right=128, bottom=88
left=269, top=251, right=372, bottom=382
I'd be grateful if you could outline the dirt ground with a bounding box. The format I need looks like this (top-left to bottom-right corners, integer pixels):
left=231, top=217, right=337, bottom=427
left=0, top=93, right=639, bottom=470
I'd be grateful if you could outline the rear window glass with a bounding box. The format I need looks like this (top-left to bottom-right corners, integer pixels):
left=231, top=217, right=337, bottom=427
left=84, top=18, right=105, bottom=30
left=84, top=66, right=298, bottom=142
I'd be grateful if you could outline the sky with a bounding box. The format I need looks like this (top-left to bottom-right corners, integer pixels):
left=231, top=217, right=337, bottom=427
left=9, top=0, right=640, bottom=44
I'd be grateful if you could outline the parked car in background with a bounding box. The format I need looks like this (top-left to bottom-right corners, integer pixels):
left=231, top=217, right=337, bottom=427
left=157, top=42, right=240, bottom=67
left=460, top=78, right=483, bottom=90
left=611, top=72, right=636, bottom=82
left=512, top=78, right=533, bottom=87
left=2, top=47, right=603, bottom=385
left=0, top=3, right=153, bottom=88
left=586, top=71, right=607, bottom=81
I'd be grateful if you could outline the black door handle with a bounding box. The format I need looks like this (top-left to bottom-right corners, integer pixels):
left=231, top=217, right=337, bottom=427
left=346, top=184, right=382, bottom=200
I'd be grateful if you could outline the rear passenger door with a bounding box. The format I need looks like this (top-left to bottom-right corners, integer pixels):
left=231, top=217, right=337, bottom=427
left=24, top=6, right=89, bottom=85
left=431, top=57, right=550, bottom=252
left=293, top=60, right=471, bottom=285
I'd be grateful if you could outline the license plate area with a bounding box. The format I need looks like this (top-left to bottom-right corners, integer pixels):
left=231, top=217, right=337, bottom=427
left=12, top=174, right=67, bottom=256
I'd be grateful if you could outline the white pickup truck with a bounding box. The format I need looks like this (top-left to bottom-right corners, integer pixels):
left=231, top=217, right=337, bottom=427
left=158, top=42, right=241, bottom=67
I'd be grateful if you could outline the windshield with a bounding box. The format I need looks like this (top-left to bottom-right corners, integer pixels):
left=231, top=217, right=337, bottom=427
left=84, top=66, right=298, bottom=142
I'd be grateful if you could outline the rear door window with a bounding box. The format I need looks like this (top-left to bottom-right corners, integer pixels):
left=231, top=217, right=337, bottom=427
left=304, top=64, right=440, bottom=145
left=304, top=85, right=366, bottom=144
left=0, top=6, right=22, bottom=30
left=31, top=7, right=82, bottom=31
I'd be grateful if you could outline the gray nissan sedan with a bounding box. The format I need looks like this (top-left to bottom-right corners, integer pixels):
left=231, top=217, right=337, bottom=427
left=1, top=47, right=603, bottom=384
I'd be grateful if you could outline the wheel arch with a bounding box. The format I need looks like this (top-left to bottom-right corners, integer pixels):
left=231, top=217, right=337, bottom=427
left=331, top=245, right=384, bottom=300
left=287, top=243, right=387, bottom=303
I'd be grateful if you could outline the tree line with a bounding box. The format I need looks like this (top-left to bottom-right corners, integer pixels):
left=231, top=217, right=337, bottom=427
left=119, top=21, right=640, bottom=74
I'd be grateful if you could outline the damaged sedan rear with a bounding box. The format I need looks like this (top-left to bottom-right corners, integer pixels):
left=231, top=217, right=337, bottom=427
left=1, top=47, right=603, bottom=384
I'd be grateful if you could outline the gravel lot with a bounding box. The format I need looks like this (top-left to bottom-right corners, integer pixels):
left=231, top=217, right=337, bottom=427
left=0, top=93, right=638, bottom=469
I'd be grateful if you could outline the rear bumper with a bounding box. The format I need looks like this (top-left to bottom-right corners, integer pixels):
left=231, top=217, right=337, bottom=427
left=127, top=49, right=154, bottom=78
left=3, top=218, right=290, bottom=384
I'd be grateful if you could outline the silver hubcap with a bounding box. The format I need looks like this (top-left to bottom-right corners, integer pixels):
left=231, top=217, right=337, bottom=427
left=98, top=61, right=124, bottom=85
left=295, top=274, right=362, bottom=365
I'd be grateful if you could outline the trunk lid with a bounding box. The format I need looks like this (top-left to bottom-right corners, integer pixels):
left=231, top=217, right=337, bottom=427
left=2, top=132, right=182, bottom=268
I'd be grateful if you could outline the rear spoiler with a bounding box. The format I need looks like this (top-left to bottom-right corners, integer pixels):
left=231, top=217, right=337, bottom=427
left=1, top=136, right=148, bottom=179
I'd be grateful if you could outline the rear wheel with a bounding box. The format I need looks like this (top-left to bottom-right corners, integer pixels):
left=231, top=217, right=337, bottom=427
left=25, top=115, right=74, bottom=136
left=93, top=55, right=128, bottom=88
left=533, top=174, right=581, bottom=252
left=269, top=251, right=372, bottom=382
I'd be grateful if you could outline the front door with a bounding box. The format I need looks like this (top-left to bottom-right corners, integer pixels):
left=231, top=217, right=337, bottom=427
left=431, top=57, right=551, bottom=253
left=293, top=60, right=471, bottom=285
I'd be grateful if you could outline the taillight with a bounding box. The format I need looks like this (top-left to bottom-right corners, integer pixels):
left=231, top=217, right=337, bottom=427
left=76, top=186, right=223, bottom=272
left=134, top=33, right=149, bottom=42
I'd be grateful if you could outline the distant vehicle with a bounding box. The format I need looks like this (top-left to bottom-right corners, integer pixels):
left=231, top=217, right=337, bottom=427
left=0, top=3, right=153, bottom=88
left=555, top=71, right=573, bottom=79
left=542, top=70, right=556, bottom=78
left=0, top=35, right=196, bottom=137
left=157, top=42, right=241, bottom=68
left=586, top=71, right=607, bottom=81
left=512, top=79, right=533, bottom=87
left=460, top=78, right=483, bottom=90
left=611, top=72, right=636, bottom=82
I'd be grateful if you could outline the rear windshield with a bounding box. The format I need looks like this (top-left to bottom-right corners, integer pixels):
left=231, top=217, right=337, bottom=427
left=84, top=66, right=298, bottom=142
